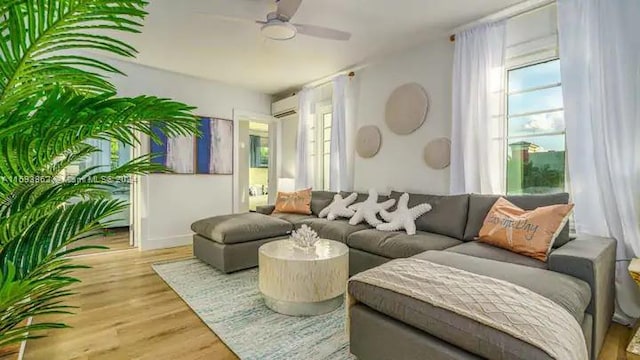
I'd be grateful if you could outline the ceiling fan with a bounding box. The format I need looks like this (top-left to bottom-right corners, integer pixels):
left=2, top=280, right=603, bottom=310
left=212, top=0, right=351, bottom=41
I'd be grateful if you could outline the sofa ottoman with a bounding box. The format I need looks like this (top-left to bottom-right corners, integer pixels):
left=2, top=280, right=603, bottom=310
left=191, top=213, right=293, bottom=273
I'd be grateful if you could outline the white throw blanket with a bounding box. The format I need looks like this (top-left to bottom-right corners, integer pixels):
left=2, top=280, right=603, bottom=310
left=347, top=258, right=588, bottom=360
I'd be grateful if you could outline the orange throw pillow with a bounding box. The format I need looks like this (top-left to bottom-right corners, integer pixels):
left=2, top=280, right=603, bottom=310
left=478, top=197, right=574, bottom=262
left=273, top=188, right=312, bottom=215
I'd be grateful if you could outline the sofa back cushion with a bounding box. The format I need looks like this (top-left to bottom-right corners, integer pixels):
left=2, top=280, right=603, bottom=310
left=340, top=191, right=389, bottom=205
left=389, top=191, right=469, bottom=239
left=310, top=191, right=336, bottom=216
left=464, top=193, right=571, bottom=247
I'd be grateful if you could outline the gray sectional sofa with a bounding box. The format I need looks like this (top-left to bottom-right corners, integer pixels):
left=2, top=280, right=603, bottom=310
left=190, top=190, right=616, bottom=360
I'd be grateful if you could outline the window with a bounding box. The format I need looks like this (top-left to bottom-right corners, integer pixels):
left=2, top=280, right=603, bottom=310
left=322, top=113, right=332, bottom=191
left=506, top=59, right=566, bottom=195
left=308, top=105, right=332, bottom=191
left=110, top=138, right=120, bottom=169
left=250, top=135, right=269, bottom=168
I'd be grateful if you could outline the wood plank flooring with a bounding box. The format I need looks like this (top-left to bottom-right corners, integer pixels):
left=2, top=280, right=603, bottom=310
left=0, top=342, right=21, bottom=360
left=23, top=246, right=237, bottom=360
left=66, top=227, right=132, bottom=255
left=602, top=322, right=635, bottom=360
left=16, top=245, right=633, bottom=360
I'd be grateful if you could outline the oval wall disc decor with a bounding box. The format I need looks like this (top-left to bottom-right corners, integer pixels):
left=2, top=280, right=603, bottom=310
left=423, top=137, right=451, bottom=169
left=385, top=83, right=430, bottom=135
left=356, top=125, right=382, bottom=158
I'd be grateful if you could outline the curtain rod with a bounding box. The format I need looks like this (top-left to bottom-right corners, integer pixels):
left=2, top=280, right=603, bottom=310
left=449, top=0, right=555, bottom=42
left=303, top=64, right=367, bottom=89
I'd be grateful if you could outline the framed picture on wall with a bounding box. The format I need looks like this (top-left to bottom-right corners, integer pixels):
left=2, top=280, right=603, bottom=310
left=196, top=117, right=234, bottom=175
left=149, top=124, right=195, bottom=174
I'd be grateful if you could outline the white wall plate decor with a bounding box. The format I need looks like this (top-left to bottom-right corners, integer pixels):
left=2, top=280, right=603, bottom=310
left=385, top=83, right=429, bottom=135
left=356, top=125, right=382, bottom=158
left=423, top=137, right=451, bottom=169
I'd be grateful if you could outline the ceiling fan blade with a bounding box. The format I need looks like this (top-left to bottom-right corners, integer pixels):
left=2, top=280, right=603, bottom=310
left=276, top=0, right=302, bottom=20
left=293, top=23, right=351, bottom=41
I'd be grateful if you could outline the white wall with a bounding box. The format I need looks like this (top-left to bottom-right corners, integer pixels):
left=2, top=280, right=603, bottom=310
left=353, top=38, right=454, bottom=195
left=108, top=60, right=271, bottom=250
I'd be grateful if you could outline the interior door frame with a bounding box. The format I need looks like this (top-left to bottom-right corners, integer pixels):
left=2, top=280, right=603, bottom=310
left=129, top=130, right=145, bottom=248
left=232, top=109, right=279, bottom=213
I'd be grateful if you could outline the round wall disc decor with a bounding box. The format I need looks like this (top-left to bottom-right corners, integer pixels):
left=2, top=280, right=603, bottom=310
left=423, top=137, right=451, bottom=169
left=356, top=125, right=382, bottom=158
left=385, top=83, right=429, bottom=135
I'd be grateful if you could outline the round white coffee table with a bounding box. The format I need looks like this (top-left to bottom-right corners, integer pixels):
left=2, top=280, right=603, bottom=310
left=258, top=239, right=349, bottom=316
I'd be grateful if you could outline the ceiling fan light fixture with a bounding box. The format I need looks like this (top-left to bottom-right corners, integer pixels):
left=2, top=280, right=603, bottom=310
left=261, top=20, right=296, bottom=40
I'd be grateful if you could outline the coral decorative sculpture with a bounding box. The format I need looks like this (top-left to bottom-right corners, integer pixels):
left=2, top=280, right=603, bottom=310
left=377, top=193, right=432, bottom=235
left=291, top=224, right=321, bottom=248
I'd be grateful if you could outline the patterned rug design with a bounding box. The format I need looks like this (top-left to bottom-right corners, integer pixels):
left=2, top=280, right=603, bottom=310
left=152, top=259, right=353, bottom=360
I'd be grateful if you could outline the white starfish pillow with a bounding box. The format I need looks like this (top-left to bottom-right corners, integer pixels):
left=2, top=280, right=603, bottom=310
left=348, top=189, right=396, bottom=227
left=377, top=192, right=432, bottom=235
left=318, top=193, right=358, bottom=220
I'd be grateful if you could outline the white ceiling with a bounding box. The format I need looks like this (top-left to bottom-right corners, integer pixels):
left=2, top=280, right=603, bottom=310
left=119, top=0, right=524, bottom=94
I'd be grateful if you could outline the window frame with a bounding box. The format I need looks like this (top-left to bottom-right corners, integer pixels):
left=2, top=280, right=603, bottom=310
left=503, top=56, right=568, bottom=195
left=307, top=102, right=332, bottom=191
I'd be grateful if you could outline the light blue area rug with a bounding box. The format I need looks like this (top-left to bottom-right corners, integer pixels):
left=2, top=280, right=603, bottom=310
left=152, top=259, right=353, bottom=360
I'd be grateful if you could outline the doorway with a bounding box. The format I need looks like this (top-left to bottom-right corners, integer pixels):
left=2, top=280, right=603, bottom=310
left=66, top=138, right=136, bottom=254
left=248, top=122, right=270, bottom=211
left=233, top=110, right=278, bottom=213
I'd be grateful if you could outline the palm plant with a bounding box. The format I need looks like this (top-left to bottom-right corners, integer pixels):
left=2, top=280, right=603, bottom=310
left=0, top=0, right=200, bottom=348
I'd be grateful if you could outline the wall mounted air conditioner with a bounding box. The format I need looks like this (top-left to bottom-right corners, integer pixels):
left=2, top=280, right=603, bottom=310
left=271, top=93, right=298, bottom=118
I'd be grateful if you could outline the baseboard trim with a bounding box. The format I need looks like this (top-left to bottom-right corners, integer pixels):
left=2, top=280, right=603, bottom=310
left=141, top=234, right=192, bottom=251
left=18, top=318, right=31, bottom=360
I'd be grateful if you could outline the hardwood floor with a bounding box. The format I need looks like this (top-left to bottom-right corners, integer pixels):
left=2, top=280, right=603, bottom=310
left=66, top=227, right=132, bottom=255
left=23, top=246, right=238, bottom=360
left=0, top=342, right=21, bottom=360
left=18, top=245, right=632, bottom=360
left=602, top=323, right=635, bottom=360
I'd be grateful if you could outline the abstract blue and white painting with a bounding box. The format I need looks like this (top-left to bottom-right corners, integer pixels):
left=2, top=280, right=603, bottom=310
left=150, top=126, right=195, bottom=174
left=196, top=117, right=234, bottom=175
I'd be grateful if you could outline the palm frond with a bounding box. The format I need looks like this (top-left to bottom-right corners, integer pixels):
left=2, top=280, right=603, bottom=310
left=0, top=197, right=125, bottom=346
left=0, top=87, right=197, bottom=192
left=1, top=198, right=126, bottom=278
left=0, top=0, right=201, bottom=347
left=0, top=0, right=149, bottom=109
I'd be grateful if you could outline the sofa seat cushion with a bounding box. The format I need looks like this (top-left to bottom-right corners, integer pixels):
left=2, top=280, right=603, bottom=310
left=347, top=229, right=403, bottom=254
left=413, top=251, right=590, bottom=322
left=389, top=191, right=469, bottom=239
left=298, top=219, right=370, bottom=243
left=445, top=241, right=548, bottom=269
left=348, top=230, right=462, bottom=259
left=191, top=213, right=293, bottom=244
left=348, top=251, right=590, bottom=360
left=270, top=213, right=317, bottom=226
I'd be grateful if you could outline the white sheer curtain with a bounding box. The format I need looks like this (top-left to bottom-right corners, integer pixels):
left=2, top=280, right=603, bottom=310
left=85, top=138, right=111, bottom=171
left=117, top=142, right=130, bottom=167
left=450, top=21, right=507, bottom=195
left=329, top=74, right=355, bottom=192
left=558, top=0, right=640, bottom=323
left=295, top=87, right=314, bottom=189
